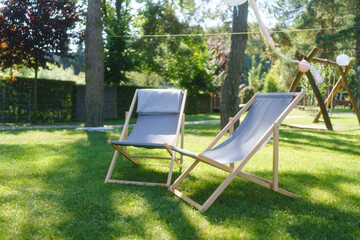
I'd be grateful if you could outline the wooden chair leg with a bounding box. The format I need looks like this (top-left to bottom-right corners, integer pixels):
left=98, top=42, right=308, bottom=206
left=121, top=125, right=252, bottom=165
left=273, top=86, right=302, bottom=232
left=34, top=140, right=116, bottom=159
left=199, top=168, right=239, bottom=213
left=123, top=111, right=129, bottom=160
left=272, top=124, right=279, bottom=191
left=229, top=117, right=234, bottom=168
left=167, top=151, right=176, bottom=187
left=105, top=150, right=119, bottom=183
left=169, top=159, right=200, bottom=190
left=180, top=113, right=185, bottom=165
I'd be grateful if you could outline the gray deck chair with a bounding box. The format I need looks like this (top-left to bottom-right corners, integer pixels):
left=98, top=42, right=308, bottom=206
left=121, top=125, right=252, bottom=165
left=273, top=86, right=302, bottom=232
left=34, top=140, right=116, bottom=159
left=166, top=91, right=306, bottom=213
left=106, top=89, right=187, bottom=187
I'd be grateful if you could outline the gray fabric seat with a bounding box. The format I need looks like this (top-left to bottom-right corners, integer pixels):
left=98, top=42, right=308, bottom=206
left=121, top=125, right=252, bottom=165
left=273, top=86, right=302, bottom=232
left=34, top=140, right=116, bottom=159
left=110, top=89, right=184, bottom=148
left=171, top=93, right=295, bottom=163
left=201, top=93, right=295, bottom=163
left=111, top=113, right=180, bottom=148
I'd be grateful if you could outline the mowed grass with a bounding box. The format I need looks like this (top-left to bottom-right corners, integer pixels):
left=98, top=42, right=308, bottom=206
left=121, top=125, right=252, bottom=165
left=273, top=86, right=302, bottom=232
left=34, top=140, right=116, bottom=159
left=0, top=113, right=360, bottom=239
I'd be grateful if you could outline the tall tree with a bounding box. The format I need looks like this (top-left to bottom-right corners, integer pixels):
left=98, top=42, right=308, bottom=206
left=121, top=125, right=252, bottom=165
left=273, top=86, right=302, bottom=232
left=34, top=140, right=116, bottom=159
left=103, top=0, right=134, bottom=86
left=133, top=1, right=185, bottom=79
left=133, top=1, right=215, bottom=94
left=85, top=0, right=104, bottom=127
left=102, top=0, right=135, bottom=118
left=0, top=0, right=78, bottom=122
left=160, top=35, right=216, bottom=95
left=220, top=3, right=248, bottom=129
left=348, top=0, right=360, bottom=107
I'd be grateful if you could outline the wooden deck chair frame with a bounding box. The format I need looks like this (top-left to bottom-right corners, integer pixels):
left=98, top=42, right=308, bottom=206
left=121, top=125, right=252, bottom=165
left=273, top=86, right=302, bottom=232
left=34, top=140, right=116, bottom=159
left=105, top=89, right=187, bottom=187
left=167, top=91, right=306, bottom=213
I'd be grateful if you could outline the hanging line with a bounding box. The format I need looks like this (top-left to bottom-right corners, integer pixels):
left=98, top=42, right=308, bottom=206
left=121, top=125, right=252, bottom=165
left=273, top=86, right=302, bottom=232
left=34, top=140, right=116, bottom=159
left=249, top=0, right=323, bottom=83
left=110, top=26, right=360, bottom=38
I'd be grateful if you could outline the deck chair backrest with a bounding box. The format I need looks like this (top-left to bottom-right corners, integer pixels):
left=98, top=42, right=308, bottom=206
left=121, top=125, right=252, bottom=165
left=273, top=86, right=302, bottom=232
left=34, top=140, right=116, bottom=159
left=137, top=89, right=183, bottom=114
left=125, top=89, right=185, bottom=146
left=202, top=93, right=295, bottom=164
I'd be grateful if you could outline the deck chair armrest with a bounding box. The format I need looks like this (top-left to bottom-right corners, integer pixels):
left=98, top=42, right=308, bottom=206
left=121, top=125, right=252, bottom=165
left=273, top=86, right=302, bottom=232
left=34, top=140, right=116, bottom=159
left=109, top=140, right=167, bottom=148
left=169, top=145, right=198, bottom=158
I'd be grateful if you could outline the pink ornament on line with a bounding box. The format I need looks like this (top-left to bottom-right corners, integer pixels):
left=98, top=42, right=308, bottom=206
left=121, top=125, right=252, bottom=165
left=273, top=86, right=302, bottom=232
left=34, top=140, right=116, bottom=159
left=298, top=60, right=310, bottom=73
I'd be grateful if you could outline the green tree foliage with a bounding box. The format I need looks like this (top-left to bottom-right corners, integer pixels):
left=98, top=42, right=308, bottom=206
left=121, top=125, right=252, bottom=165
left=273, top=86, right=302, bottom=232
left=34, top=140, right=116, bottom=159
left=103, top=0, right=135, bottom=85
left=239, top=85, right=255, bottom=104
left=207, top=28, right=271, bottom=90
left=59, top=43, right=85, bottom=75
left=132, top=0, right=215, bottom=94
left=0, top=0, right=79, bottom=122
left=0, top=0, right=79, bottom=74
left=247, top=55, right=264, bottom=92
left=262, top=0, right=359, bottom=100
left=263, top=72, right=279, bottom=93
left=133, top=2, right=184, bottom=77
left=161, top=36, right=216, bottom=95
left=272, top=0, right=360, bottom=59
left=207, top=38, right=229, bottom=87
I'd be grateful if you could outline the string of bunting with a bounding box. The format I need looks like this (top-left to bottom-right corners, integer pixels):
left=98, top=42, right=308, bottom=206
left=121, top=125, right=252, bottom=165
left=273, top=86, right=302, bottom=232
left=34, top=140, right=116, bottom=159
left=245, top=0, right=323, bottom=83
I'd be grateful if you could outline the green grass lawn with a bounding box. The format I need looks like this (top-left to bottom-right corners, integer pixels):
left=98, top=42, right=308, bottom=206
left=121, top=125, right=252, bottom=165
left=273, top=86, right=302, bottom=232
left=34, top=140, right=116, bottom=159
left=0, top=113, right=359, bottom=239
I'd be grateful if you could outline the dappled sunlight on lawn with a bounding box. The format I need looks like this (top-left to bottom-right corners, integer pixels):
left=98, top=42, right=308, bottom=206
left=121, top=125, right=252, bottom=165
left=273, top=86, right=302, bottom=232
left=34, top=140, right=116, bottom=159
left=0, top=113, right=360, bottom=239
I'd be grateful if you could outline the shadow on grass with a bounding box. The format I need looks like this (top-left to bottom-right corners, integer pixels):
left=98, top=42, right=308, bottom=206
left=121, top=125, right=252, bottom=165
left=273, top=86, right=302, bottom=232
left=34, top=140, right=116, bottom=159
left=56, top=130, right=199, bottom=238
left=175, top=164, right=360, bottom=239
left=54, top=130, right=199, bottom=239
left=1, top=125, right=359, bottom=239
left=281, top=129, right=360, bottom=156
left=102, top=137, right=201, bottom=239
left=1, top=128, right=202, bottom=239
left=3, top=131, right=118, bottom=238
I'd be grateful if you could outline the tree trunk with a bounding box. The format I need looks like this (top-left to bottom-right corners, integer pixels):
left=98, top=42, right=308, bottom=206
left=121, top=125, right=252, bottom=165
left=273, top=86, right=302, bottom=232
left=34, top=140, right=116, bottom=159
left=115, top=0, right=122, bottom=19
left=220, top=3, right=248, bottom=129
left=319, top=20, right=327, bottom=59
left=85, top=0, right=105, bottom=127
left=355, top=0, right=360, bottom=108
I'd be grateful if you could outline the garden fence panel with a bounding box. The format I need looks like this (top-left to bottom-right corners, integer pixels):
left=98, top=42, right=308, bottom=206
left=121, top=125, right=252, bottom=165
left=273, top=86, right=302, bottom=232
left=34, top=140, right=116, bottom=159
left=0, top=78, right=75, bottom=124
left=1, top=78, right=214, bottom=124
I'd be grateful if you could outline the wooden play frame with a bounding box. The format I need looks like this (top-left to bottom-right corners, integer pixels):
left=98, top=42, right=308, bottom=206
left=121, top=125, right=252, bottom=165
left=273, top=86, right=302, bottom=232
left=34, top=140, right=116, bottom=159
left=167, top=91, right=306, bottom=213
left=289, top=47, right=360, bottom=130
left=105, top=89, right=187, bottom=187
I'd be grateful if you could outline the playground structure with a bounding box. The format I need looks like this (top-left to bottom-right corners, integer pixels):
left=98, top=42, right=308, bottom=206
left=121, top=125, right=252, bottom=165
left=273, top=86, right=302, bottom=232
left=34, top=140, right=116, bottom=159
left=288, top=47, right=360, bottom=130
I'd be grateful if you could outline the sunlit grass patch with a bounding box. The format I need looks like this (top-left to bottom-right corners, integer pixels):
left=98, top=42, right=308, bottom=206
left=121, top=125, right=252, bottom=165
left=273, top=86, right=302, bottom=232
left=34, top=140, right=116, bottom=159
left=0, top=112, right=359, bottom=239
